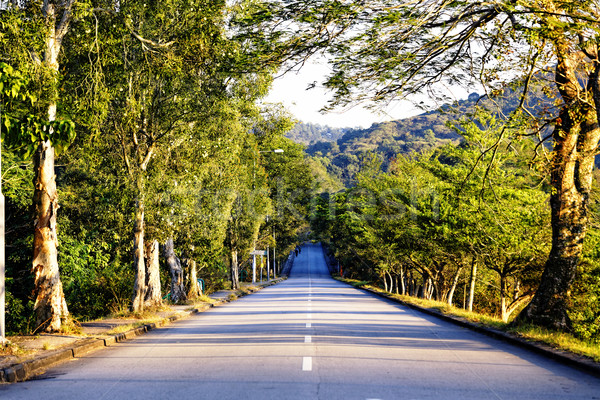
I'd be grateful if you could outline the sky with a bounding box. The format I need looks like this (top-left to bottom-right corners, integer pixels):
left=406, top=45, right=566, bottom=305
left=263, top=58, right=423, bottom=129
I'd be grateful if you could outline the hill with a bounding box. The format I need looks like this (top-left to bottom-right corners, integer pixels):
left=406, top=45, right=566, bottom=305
left=292, top=78, right=558, bottom=187
left=297, top=94, right=484, bottom=186
left=285, top=122, right=349, bottom=145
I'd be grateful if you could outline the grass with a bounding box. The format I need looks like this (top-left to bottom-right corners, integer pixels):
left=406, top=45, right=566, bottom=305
left=105, top=316, right=164, bottom=336
left=337, top=277, right=600, bottom=363
left=58, top=318, right=84, bottom=335
left=0, top=341, right=29, bottom=357
left=105, top=323, right=145, bottom=335
left=195, top=294, right=218, bottom=304
left=509, top=324, right=600, bottom=362
left=240, top=285, right=260, bottom=294
left=185, top=295, right=218, bottom=311
left=110, top=309, right=167, bottom=320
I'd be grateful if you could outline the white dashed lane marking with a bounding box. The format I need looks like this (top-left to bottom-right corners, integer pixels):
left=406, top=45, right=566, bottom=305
left=303, top=275, right=314, bottom=371
left=302, top=356, right=312, bottom=371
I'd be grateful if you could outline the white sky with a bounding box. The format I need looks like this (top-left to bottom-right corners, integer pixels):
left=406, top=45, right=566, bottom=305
left=264, top=58, right=422, bottom=129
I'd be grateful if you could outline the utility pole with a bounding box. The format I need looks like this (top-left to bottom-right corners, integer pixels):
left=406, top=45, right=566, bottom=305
left=1, top=108, right=6, bottom=344
left=252, top=254, right=256, bottom=284
left=266, top=245, right=270, bottom=281
left=273, top=229, right=277, bottom=278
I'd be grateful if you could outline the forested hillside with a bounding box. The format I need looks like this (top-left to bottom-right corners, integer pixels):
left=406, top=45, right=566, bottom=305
left=300, top=90, right=530, bottom=185
left=285, top=122, right=348, bottom=145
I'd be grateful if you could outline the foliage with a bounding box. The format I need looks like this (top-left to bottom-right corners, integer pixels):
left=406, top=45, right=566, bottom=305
left=0, top=60, right=75, bottom=160
left=4, top=0, right=599, bottom=340
left=58, top=233, right=133, bottom=320
left=571, top=227, right=600, bottom=342
left=255, top=110, right=316, bottom=258
left=1, top=0, right=316, bottom=328
left=251, top=0, right=600, bottom=330
left=313, top=108, right=559, bottom=326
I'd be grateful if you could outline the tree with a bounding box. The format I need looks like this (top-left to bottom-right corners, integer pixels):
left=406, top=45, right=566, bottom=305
left=253, top=109, right=316, bottom=262
left=225, top=144, right=272, bottom=288
left=314, top=107, right=551, bottom=321
left=0, top=0, right=77, bottom=334
left=66, top=0, right=250, bottom=311
left=247, top=0, right=600, bottom=330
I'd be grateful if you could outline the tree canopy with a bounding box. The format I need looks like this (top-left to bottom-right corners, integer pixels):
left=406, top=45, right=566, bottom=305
left=242, top=0, right=600, bottom=330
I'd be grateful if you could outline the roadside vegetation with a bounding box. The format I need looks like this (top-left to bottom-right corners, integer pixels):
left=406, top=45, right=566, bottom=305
left=250, top=0, right=600, bottom=333
left=310, top=110, right=600, bottom=345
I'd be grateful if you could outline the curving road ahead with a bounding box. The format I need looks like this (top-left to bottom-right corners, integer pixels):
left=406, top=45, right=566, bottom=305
left=2, top=243, right=600, bottom=399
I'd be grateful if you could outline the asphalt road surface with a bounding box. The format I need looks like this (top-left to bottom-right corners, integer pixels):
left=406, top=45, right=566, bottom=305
left=2, top=243, right=600, bottom=400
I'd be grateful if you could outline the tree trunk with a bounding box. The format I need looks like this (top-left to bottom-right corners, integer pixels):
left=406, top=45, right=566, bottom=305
left=230, top=249, right=239, bottom=290
left=32, top=140, right=68, bottom=332
left=398, top=266, right=406, bottom=295
left=187, top=259, right=202, bottom=299
left=467, top=260, right=477, bottom=312
left=506, top=295, right=534, bottom=322
left=427, top=278, right=435, bottom=300
left=516, top=43, right=600, bottom=330
left=164, top=238, right=187, bottom=303
left=143, top=239, right=161, bottom=308
left=387, top=271, right=394, bottom=293
left=447, top=266, right=463, bottom=306
left=130, top=198, right=146, bottom=312
left=500, top=273, right=508, bottom=323
left=272, top=247, right=277, bottom=278
left=31, top=0, right=76, bottom=333
left=408, top=271, right=415, bottom=296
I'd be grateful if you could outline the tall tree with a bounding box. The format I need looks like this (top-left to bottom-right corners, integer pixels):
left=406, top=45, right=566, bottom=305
left=225, top=142, right=272, bottom=288
left=246, top=0, right=600, bottom=330
left=69, top=0, right=244, bottom=311
left=252, top=107, right=316, bottom=260
left=0, top=0, right=77, bottom=331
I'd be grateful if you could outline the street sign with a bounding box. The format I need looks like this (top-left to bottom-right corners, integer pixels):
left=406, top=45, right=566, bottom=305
left=250, top=250, right=268, bottom=256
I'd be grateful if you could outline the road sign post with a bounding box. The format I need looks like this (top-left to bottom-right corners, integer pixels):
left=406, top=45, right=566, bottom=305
left=250, top=250, right=267, bottom=284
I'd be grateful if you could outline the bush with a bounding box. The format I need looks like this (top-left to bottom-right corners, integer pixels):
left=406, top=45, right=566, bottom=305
left=5, top=287, right=34, bottom=335
left=570, top=261, right=600, bottom=342
left=59, top=234, right=133, bottom=320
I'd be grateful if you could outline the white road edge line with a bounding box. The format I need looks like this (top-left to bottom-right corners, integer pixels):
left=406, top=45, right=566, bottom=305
left=302, top=356, right=312, bottom=371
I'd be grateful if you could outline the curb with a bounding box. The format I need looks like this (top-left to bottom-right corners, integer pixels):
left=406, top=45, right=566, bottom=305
left=354, top=284, right=600, bottom=378
left=0, top=278, right=285, bottom=383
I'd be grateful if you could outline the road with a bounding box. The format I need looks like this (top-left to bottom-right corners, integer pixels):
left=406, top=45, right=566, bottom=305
left=2, top=243, right=600, bottom=399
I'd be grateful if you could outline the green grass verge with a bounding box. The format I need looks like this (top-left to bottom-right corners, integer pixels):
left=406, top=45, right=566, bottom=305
left=337, top=277, right=600, bottom=363
left=105, top=316, right=165, bottom=335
